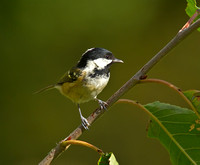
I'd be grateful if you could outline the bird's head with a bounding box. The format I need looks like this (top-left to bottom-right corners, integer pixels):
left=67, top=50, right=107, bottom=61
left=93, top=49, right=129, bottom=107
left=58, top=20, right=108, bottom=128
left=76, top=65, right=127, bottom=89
left=77, top=48, right=123, bottom=71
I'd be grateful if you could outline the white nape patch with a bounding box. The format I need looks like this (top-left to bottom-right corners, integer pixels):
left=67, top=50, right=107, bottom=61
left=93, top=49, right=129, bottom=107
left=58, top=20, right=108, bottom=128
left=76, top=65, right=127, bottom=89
left=93, top=58, right=112, bottom=69
left=82, top=48, right=95, bottom=56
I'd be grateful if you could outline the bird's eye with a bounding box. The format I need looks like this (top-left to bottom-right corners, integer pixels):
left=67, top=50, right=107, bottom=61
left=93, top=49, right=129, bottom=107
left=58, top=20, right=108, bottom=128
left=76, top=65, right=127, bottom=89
left=105, top=54, right=111, bottom=59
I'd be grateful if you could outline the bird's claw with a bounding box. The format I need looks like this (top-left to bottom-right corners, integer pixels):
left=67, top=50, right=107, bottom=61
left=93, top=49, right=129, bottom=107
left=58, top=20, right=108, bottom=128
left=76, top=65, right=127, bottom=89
left=98, top=100, right=108, bottom=110
left=81, top=116, right=90, bottom=130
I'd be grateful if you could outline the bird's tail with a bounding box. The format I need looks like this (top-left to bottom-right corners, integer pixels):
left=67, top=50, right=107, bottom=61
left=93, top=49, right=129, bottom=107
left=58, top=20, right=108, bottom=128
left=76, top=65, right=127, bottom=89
left=34, top=84, right=55, bottom=94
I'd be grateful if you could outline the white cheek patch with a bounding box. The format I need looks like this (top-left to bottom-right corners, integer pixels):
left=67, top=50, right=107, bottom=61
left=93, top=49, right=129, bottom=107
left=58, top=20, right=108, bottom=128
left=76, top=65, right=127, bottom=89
left=93, top=58, right=112, bottom=69
left=83, top=58, right=112, bottom=74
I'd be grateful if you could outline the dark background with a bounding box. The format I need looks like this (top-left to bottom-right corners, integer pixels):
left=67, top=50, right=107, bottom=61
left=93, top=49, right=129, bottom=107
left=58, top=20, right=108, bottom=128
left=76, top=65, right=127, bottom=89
left=1, top=0, right=200, bottom=164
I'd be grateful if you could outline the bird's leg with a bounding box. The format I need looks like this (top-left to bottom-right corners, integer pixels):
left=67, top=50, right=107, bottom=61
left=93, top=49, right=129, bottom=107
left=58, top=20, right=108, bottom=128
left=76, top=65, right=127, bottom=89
left=94, top=97, right=108, bottom=110
left=78, top=104, right=90, bottom=130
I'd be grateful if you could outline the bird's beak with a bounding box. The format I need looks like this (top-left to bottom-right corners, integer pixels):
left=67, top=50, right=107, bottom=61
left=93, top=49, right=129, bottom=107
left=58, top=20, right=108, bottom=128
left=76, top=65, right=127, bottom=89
left=112, top=58, right=124, bottom=63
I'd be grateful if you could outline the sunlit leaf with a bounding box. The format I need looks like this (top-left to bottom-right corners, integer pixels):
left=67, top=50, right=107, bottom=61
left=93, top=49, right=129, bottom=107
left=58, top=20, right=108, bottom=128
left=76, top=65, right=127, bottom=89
left=145, top=102, right=200, bottom=165
left=98, top=153, right=119, bottom=165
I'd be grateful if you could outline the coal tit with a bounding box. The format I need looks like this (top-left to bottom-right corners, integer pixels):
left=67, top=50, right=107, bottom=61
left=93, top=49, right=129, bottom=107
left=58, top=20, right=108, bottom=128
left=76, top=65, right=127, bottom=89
left=37, top=48, right=123, bottom=129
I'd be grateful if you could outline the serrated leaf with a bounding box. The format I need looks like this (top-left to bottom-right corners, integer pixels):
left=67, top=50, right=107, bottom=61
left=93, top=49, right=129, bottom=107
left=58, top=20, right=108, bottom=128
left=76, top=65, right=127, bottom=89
left=98, top=153, right=119, bottom=165
left=145, top=102, right=200, bottom=165
left=183, top=90, right=200, bottom=113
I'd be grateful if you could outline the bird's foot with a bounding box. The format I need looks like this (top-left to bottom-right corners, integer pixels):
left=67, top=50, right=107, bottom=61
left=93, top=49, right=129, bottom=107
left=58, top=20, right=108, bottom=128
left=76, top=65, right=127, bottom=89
left=80, top=116, right=90, bottom=130
left=97, top=99, right=108, bottom=110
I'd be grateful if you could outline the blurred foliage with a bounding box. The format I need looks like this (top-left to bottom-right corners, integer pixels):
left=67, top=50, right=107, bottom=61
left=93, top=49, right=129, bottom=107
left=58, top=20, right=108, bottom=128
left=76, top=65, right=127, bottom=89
left=186, top=0, right=199, bottom=17
left=1, top=0, right=200, bottom=165
left=184, top=90, right=200, bottom=113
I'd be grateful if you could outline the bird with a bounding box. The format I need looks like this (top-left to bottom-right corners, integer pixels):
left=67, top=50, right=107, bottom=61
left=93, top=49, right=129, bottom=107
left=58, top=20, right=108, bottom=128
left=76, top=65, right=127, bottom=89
left=36, top=48, right=123, bottom=129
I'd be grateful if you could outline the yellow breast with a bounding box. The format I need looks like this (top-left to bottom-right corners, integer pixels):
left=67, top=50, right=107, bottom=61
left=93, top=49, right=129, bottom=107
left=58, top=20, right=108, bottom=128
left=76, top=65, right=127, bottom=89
left=56, top=71, right=109, bottom=104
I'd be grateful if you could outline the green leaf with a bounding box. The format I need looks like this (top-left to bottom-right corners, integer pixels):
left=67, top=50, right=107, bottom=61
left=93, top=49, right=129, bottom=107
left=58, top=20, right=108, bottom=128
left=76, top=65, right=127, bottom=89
left=98, top=153, right=119, bottom=165
left=183, top=90, right=200, bottom=113
left=185, top=0, right=200, bottom=31
left=145, top=102, right=200, bottom=165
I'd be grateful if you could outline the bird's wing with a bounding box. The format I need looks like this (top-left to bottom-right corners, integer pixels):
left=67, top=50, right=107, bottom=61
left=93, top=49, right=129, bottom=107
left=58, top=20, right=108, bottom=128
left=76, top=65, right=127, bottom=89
left=57, top=67, right=83, bottom=85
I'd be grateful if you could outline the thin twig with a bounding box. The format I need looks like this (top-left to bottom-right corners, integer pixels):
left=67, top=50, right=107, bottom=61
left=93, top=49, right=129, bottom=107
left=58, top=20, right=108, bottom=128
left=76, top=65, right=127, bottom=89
left=139, top=79, right=200, bottom=119
left=116, top=99, right=154, bottom=118
left=61, top=140, right=104, bottom=155
left=180, top=9, right=200, bottom=32
left=39, top=19, right=200, bottom=165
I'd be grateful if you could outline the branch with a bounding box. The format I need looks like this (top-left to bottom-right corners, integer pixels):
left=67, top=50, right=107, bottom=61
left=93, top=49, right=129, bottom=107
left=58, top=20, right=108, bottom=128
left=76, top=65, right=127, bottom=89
left=39, top=19, right=200, bottom=165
